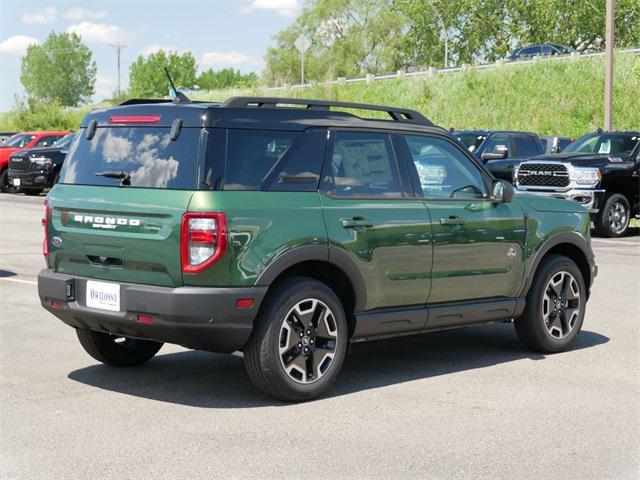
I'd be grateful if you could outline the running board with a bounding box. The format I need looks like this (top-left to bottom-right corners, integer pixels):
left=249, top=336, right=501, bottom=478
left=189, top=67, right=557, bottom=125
left=351, top=298, right=525, bottom=343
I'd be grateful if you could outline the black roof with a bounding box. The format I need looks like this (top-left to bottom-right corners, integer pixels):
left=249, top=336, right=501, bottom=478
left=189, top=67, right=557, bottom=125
left=453, top=129, right=538, bottom=136
left=81, top=97, right=444, bottom=134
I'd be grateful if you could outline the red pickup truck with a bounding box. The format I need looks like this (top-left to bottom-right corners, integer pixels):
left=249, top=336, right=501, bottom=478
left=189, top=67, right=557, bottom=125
left=1, top=131, right=69, bottom=193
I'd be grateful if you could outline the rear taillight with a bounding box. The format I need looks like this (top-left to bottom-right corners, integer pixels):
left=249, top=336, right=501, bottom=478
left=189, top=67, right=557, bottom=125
left=181, top=212, right=228, bottom=273
left=42, top=200, right=51, bottom=257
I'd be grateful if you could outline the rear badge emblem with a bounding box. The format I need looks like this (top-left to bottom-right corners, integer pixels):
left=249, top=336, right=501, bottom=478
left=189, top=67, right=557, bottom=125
left=51, top=236, right=63, bottom=247
left=507, top=245, right=517, bottom=259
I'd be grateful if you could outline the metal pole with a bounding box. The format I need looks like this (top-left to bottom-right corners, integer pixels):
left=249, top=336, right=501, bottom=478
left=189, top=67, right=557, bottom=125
left=301, top=51, right=305, bottom=86
left=110, top=43, right=127, bottom=96
left=604, top=0, right=614, bottom=130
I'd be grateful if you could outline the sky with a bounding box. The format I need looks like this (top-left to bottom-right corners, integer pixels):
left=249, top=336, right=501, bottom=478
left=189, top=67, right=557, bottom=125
left=0, top=0, right=300, bottom=112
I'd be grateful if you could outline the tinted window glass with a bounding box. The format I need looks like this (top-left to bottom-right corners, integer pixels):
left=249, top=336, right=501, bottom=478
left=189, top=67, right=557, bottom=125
left=455, top=133, right=487, bottom=153
left=52, top=133, right=76, bottom=150
left=35, top=135, right=62, bottom=147
left=483, top=134, right=511, bottom=157
left=3, top=134, right=35, bottom=148
left=514, top=135, right=540, bottom=157
left=556, top=138, right=573, bottom=152
left=224, top=129, right=298, bottom=190
left=265, top=129, right=326, bottom=192
left=564, top=134, right=640, bottom=155
left=60, top=127, right=200, bottom=189
left=404, top=135, right=486, bottom=199
left=326, top=131, right=401, bottom=197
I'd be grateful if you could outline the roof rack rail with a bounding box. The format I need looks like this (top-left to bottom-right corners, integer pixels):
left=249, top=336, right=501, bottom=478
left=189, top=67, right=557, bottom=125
left=119, top=98, right=220, bottom=106
left=221, top=96, right=432, bottom=125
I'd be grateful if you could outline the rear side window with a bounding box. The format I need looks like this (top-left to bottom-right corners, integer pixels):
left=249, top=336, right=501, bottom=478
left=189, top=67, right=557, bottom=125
left=224, top=130, right=299, bottom=190
left=514, top=135, right=540, bottom=157
left=324, top=131, right=401, bottom=197
left=60, top=127, right=201, bottom=189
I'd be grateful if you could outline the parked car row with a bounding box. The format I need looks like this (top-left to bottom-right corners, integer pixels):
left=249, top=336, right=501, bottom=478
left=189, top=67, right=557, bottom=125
left=0, top=131, right=72, bottom=194
left=452, top=129, right=640, bottom=237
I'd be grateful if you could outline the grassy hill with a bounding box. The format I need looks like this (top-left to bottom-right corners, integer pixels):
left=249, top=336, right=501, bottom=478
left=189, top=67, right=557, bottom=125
left=194, top=53, right=640, bottom=137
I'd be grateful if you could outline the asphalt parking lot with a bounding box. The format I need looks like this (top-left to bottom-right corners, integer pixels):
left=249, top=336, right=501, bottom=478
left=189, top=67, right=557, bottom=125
left=0, top=193, right=638, bottom=479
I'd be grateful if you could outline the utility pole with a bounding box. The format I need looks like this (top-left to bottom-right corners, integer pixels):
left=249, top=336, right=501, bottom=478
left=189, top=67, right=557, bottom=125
left=604, top=0, right=614, bottom=130
left=109, top=43, right=127, bottom=96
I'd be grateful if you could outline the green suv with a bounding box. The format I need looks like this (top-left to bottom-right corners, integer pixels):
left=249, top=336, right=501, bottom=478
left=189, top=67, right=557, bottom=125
left=38, top=97, right=597, bottom=401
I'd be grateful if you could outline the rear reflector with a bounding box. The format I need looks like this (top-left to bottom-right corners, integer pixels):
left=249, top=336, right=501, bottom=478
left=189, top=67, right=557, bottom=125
left=42, top=200, right=51, bottom=257
left=108, top=115, right=161, bottom=124
left=181, top=212, right=228, bottom=274
left=236, top=298, right=254, bottom=309
left=137, top=314, right=154, bottom=325
left=51, top=300, right=61, bottom=310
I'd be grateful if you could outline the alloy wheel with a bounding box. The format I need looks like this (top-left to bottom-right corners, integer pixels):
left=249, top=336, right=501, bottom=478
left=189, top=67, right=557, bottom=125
left=541, top=271, right=581, bottom=339
left=606, top=200, right=629, bottom=235
left=278, top=298, right=338, bottom=384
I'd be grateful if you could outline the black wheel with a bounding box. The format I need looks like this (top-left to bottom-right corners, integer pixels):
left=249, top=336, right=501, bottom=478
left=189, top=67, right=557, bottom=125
left=244, top=277, right=348, bottom=402
left=23, top=188, right=44, bottom=196
left=0, top=169, right=18, bottom=193
left=515, top=255, right=586, bottom=353
left=595, top=193, right=630, bottom=237
left=76, top=329, right=163, bottom=367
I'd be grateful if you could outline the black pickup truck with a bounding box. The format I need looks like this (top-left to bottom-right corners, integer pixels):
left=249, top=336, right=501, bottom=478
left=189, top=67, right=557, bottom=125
left=514, top=130, right=640, bottom=237
left=453, top=130, right=544, bottom=182
left=8, top=132, right=76, bottom=195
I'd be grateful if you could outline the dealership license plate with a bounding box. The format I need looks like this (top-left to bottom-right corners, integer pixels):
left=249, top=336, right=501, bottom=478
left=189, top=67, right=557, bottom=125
left=86, top=281, right=121, bottom=312
left=13, top=179, right=20, bottom=186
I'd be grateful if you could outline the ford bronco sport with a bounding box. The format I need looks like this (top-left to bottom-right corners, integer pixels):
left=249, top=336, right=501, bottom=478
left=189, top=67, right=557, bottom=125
left=38, top=97, right=597, bottom=401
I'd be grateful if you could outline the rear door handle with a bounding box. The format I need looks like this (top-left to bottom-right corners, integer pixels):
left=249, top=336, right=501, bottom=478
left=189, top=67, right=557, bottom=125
left=341, top=217, right=373, bottom=229
left=440, top=216, right=466, bottom=226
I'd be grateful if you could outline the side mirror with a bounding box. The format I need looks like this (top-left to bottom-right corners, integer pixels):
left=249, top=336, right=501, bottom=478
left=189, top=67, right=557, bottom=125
left=492, top=179, right=514, bottom=203
left=481, top=150, right=507, bottom=161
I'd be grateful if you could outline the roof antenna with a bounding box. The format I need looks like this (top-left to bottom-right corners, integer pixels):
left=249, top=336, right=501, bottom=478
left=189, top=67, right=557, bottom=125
left=164, top=67, right=192, bottom=104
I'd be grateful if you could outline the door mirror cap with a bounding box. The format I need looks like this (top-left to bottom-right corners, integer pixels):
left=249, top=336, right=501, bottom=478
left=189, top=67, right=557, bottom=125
left=481, top=151, right=508, bottom=161
left=492, top=179, right=514, bottom=203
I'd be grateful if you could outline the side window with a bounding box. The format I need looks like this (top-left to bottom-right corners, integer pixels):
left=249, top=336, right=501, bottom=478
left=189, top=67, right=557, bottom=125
left=224, top=129, right=299, bottom=190
left=35, top=136, right=57, bottom=147
left=404, top=135, right=487, bottom=199
left=325, top=131, right=401, bottom=197
left=514, top=135, right=540, bottom=157
left=264, top=129, right=326, bottom=192
left=483, top=134, right=511, bottom=157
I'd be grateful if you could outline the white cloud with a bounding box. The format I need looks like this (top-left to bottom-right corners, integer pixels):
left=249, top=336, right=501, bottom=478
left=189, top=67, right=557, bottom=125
left=201, top=51, right=255, bottom=66
left=22, top=6, right=57, bottom=24
left=142, top=44, right=179, bottom=56
left=64, top=7, right=107, bottom=20
left=96, top=74, right=116, bottom=87
left=66, top=22, right=133, bottom=44
left=242, top=0, right=300, bottom=16
left=0, top=35, right=39, bottom=54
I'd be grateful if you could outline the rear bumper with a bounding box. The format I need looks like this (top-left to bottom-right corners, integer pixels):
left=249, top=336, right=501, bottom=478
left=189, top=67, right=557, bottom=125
left=515, top=187, right=605, bottom=212
left=38, top=269, right=267, bottom=353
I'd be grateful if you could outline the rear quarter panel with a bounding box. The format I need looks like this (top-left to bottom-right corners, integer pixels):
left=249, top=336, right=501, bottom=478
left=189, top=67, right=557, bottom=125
left=185, top=191, right=326, bottom=286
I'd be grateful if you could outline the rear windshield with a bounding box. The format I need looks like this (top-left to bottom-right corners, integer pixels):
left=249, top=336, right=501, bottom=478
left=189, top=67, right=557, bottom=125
left=60, top=127, right=200, bottom=189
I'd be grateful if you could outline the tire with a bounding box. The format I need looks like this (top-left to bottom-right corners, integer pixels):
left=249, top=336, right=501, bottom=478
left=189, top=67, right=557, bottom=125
left=244, top=277, right=349, bottom=402
left=594, top=193, right=630, bottom=237
left=76, top=329, right=163, bottom=367
left=0, top=169, right=18, bottom=194
left=515, top=255, right=586, bottom=353
left=23, top=188, right=44, bottom=196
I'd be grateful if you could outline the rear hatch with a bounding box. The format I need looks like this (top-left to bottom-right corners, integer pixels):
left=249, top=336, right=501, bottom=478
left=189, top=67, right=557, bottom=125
left=47, top=116, right=203, bottom=287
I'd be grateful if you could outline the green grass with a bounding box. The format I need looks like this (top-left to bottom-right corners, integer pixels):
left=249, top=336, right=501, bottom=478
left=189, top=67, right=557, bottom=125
left=194, top=53, right=640, bottom=137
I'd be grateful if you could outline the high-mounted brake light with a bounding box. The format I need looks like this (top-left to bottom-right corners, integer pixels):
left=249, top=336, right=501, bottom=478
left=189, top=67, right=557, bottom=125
left=108, top=115, right=161, bottom=124
left=42, top=200, right=51, bottom=257
left=181, top=212, right=228, bottom=273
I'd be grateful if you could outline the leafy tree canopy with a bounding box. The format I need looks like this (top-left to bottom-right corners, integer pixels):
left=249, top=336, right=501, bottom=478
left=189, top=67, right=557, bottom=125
left=129, top=50, right=197, bottom=97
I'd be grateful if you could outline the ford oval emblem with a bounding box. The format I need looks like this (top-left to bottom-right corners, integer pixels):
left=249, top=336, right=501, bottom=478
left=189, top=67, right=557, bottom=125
left=51, top=236, right=63, bottom=247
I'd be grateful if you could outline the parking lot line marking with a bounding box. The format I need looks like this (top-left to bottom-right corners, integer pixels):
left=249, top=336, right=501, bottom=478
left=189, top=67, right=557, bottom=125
left=592, top=239, right=640, bottom=246
left=0, top=277, right=37, bottom=286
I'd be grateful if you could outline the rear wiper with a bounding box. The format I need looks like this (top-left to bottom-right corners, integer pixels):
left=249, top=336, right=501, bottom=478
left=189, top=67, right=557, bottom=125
left=95, top=171, right=131, bottom=186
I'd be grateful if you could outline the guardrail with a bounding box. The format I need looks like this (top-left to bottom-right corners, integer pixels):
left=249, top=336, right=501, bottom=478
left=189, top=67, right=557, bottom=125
left=265, top=47, right=640, bottom=92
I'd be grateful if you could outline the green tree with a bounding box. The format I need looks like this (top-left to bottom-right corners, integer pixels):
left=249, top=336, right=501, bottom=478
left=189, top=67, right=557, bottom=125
left=263, top=0, right=406, bottom=86
left=197, top=68, right=258, bottom=90
left=129, top=50, right=197, bottom=97
left=20, top=31, right=96, bottom=107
